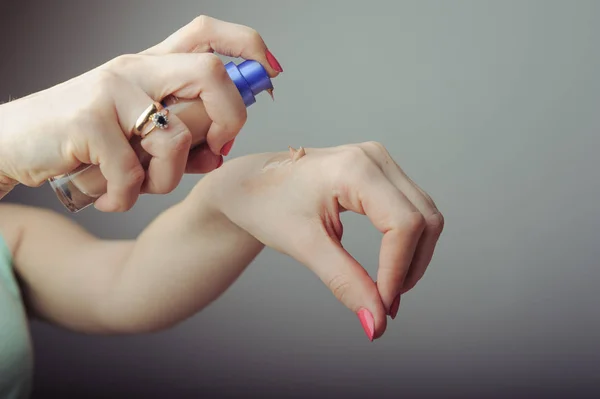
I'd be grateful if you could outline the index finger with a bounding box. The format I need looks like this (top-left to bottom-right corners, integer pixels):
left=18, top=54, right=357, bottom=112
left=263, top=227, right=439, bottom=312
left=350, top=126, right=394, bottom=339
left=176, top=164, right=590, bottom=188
left=339, top=165, right=426, bottom=316
left=141, top=15, right=281, bottom=77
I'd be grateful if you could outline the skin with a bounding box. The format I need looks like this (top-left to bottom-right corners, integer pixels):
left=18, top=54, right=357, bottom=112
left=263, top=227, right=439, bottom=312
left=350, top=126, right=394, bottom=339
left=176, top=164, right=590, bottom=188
left=0, top=16, right=281, bottom=211
left=0, top=142, right=444, bottom=340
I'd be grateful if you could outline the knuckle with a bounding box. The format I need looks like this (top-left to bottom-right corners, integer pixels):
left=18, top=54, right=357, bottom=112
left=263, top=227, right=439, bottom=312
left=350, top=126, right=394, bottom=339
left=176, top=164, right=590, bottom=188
left=170, top=130, right=193, bottom=154
left=327, top=146, right=375, bottom=184
left=88, top=69, right=122, bottom=101
left=340, top=145, right=369, bottom=165
left=363, top=140, right=393, bottom=163
left=340, top=146, right=375, bottom=174
left=192, top=15, right=211, bottom=34
left=327, top=274, right=353, bottom=304
left=200, top=53, right=227, bottom=78
left=363, top=140, right=388, bottom=155
left=402, top=212, right=426, bottom=234
left=427, top=212, right=445, bottom=236
left=245, top=28, right=263, bottom=45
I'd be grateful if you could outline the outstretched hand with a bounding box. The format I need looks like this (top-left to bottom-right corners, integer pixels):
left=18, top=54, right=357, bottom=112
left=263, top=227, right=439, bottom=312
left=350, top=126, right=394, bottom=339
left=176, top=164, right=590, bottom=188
left=204, top=141, right=444, bottom=340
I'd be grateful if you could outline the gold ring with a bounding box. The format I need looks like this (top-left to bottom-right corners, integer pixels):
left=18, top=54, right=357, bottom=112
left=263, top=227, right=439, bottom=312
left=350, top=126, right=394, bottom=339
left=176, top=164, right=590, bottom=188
left=133, top=101, right=170, bottom=138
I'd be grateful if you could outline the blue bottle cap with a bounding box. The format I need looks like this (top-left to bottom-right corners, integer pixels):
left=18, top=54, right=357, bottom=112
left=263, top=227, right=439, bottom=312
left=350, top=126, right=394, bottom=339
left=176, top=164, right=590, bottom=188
left=225, top=60, right=273, bottom=107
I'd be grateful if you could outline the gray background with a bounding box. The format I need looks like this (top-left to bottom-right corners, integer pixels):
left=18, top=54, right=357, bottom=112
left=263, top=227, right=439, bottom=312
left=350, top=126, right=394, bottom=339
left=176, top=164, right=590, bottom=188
left=1, top=0, right=599, bottom=398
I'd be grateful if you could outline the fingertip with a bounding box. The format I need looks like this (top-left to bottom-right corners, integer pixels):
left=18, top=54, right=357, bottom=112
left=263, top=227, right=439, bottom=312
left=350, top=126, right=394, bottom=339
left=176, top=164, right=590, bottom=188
left=373, top=306, right=388, bottom=340
left=370, top=287, right=389, bottom=339
left=92, top=197, right=108, bottom=212
left=262, top=62, right=281, bottom=79
left=357, top=308, right=375, bottom=341
left=93, top=193, right=137, bottom=213
left=185, top=144, right=223, bottom=173
left=357, top=304, right=387, bottom=341
left=265, top=48, right=283, bottom=74
left=255, top=55, right=280, bottom=78
left=206, top=123, right=238, bottom=156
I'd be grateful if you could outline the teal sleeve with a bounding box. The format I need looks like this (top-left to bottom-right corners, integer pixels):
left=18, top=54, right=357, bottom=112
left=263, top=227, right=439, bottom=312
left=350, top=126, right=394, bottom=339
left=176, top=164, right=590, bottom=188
left=0, top=232, right=33, bottom=399
left=0, top=233, right=21, bottom=298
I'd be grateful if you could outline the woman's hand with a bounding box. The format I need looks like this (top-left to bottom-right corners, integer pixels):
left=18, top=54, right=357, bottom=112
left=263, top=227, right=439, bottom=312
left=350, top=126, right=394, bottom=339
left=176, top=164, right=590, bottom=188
left=0, top=16, right=282, bottom=211
left=203, top=142, right=444, bottom=340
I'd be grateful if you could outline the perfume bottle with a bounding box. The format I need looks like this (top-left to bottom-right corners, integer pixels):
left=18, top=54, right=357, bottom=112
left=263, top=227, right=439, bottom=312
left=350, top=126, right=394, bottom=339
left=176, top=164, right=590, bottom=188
left=49, top=60, right=273, bottom=212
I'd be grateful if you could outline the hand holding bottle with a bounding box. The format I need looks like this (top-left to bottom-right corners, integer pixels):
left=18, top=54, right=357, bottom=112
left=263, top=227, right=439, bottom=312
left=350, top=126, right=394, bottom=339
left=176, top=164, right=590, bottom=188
left=0, top=16, right=283, bottom=211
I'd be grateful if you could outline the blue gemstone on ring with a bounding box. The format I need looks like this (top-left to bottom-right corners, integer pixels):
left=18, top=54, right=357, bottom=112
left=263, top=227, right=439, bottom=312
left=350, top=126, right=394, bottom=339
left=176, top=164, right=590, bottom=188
left=152, top=112, right=168, bottom=128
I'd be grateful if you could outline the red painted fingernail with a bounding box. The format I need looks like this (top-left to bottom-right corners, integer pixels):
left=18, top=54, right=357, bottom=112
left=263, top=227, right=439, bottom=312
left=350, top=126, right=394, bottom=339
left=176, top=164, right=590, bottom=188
left=357, top=308, right=375, bottom=342
left=216, top=156, right=223, bottom=168
left=221, top=139, right=234, bottom=156
left=389, top=295, right=401, bottom=320
left=265, top=49, right=283, bottom=72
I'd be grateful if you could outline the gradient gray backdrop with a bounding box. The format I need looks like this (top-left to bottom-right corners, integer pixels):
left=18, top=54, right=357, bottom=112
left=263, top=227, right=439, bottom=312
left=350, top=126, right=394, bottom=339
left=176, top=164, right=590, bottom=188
left=1, top=0, right=599, bottom=398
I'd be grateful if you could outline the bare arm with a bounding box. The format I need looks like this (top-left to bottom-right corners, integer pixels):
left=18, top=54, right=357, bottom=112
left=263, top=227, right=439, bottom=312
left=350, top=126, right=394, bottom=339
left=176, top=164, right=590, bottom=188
left=1, top=180, right=264, bottom=334
left=1, top=143, right=443, bottom=342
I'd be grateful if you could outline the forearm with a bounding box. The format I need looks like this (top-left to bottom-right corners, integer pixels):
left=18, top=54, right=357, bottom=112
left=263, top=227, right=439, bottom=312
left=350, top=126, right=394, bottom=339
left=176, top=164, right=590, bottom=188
left=98, top=183, right=264, bottom=333
left=11, top=179, right=264, bottom=334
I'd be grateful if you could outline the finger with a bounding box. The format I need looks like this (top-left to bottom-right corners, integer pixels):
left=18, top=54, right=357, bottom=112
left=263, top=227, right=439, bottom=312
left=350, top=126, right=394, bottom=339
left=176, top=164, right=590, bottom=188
left=141, top=15, right=281, bottom=77
left=337, top=163, right=426, bottom=317
left=292, top=221, right=387, bottom=341
left=388, top=169, right=444, bottom=294
left=359, top=142, right=439, bottom=214
left=359, top=142, right=444, bottom=297
left=90, top=72, right=181, bottom=209
left=138, top=113, right=192, bottom=194
left=401, top=213, right=444, bottom=294
left=92, top=119, right=145, bottom=212
left=110, top=53, right=247, bottom=156
left=185, top=143, right=223, bottom=174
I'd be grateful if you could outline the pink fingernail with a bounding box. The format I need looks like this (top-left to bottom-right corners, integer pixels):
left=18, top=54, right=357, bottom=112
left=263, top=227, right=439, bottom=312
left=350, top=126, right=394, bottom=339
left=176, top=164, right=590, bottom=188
left=357, top=308, right=374, bottom=342
left=265, top=49, right=283, bottom=72
left=216, top=156, right=223, bottom=168
left=389, top=295, right=401, bottom=320
left=221, top=139, right=234, bottom=156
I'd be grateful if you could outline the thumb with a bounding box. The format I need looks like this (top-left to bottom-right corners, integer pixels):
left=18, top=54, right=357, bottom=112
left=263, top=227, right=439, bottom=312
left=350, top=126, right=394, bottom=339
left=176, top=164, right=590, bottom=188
left=293, top=223, right=387, bottom=341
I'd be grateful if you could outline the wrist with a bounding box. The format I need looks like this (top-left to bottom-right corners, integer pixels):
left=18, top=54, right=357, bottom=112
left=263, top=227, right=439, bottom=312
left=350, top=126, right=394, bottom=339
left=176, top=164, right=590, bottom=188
left=183, top=171, right=244, bottom=237
left=0, top=99, right=33, bottom=185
